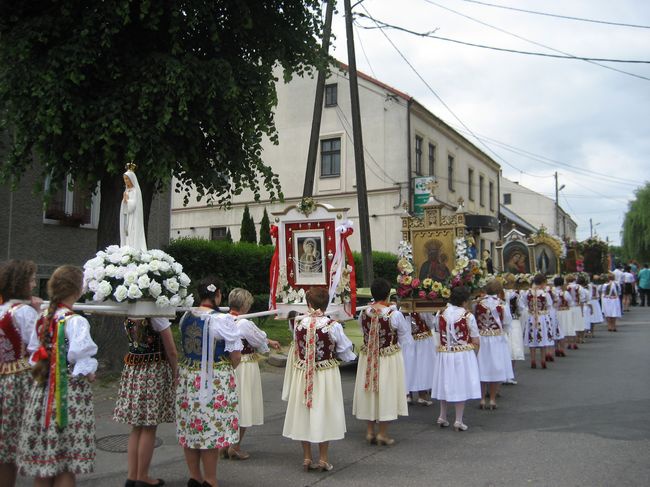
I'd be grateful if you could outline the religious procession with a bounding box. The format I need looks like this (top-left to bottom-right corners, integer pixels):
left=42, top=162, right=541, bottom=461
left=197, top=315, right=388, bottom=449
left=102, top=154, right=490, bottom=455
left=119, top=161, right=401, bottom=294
left=0, top=166, right=630, bottom=487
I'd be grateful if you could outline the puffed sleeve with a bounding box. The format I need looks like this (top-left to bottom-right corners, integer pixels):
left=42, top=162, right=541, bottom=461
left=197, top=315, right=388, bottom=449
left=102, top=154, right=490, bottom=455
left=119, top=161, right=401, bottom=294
left=65, top=315, right=98, bottom=376
left=27, top=322, right=42, bottom=359
left=390, top=310, right=414, bottom=346
left=328, top=322, right=356, bottom=362
left=14, top=305, right=39, bottom=347
left=237, top=319, right=269, bottom=353
left=150, top=317, right=172, bottom=332
left=501, top=301, right=512, bottom=332
left=468, top=313, right=480, bottom=338
left=421, top=312, right=437, bottom=330
left=210, top=314, right=243, bottom=352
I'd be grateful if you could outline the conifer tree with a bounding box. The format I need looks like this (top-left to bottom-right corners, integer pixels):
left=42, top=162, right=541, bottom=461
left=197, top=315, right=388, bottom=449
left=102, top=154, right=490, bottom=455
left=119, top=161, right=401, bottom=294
left=259, top=208, right=272, bottom=245
left=240, top=205, right=257, bottom=243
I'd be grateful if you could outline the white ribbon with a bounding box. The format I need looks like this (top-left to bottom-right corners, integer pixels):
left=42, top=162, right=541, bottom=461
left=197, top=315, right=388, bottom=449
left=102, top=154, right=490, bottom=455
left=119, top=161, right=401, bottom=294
left=328, top=220, right=354, bottom=306
left=483, top=295, right=504, bottom=330
left=198, top=311, right=219, bottom=405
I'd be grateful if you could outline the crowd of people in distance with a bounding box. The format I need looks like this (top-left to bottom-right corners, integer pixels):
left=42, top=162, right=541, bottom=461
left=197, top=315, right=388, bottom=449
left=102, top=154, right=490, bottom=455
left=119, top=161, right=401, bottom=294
left=0, top=257, right=634, bottom=487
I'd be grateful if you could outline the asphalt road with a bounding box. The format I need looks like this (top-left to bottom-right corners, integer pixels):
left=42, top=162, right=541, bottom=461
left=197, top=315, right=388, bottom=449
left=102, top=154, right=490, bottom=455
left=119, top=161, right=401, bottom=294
left=16, top=308, right=650, bottom=487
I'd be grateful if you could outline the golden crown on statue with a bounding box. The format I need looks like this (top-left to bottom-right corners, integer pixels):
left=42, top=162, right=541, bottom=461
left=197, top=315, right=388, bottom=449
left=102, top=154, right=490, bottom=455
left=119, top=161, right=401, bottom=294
left=125, top=161, right=137, bottom=172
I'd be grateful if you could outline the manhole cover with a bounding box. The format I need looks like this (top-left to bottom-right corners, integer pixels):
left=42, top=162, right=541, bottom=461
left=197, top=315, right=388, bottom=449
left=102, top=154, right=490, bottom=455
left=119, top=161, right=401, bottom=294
left=96, top=434, right=163, bottom=453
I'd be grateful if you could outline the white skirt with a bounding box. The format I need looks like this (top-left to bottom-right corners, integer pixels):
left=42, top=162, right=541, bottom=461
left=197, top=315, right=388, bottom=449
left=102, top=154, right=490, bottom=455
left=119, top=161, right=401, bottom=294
left=590, top=299, right=604, bottom=323
left=431, top=350, right=481, bottom=402
left=235, top=361, right=264, bottom=427
left=583, top=305, right=593, bottom=331
left=602, top=297, right=622, bottom=318
left=477, top=335, right=514, bottom=382
left=506, top=319, right=525, bottom=361
left=281, top=341, right=295, bottom=402
left=402, top=336, right=436, bottom=393
left=524, top=315, right=555, bottom=348
left=550, top=310, right=564, bottom=341
left=353, top=350, right=408, bottom=422
left=282, top=365, right=346, bottom=443
left=569, top=307, right=583, bottom=335
left=557, top=310, right=574, bottom=337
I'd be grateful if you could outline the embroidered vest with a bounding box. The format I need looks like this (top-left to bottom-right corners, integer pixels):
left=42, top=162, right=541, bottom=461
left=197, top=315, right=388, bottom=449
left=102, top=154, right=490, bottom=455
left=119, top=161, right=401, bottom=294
left=603, top=283, right=619, bottom=298
left=475, top=300, right=505, bottom=332
left=408, top=313, right=430, bottom=335
left=567, top=284, right=579, bottom=305
left=295, top=320, right=336, bottom=362
left=591, top=285, right=599, bottom=300
left=0, top=304, right=26, bottom=363
left=554, top=289, right=570, bottom=309
left=125, top=318, right=164, bottom=355
left=180, top=312, right=227, bottom=362
left=438, top=312, right=472, bottom=347
left=361, top=310, right=398, bottom=349
left=526, top=292, right=549, bottom=314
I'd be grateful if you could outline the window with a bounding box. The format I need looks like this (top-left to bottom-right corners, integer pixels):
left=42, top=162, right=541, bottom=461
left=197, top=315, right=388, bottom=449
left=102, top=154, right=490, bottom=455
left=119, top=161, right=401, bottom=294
left=468, top=168, right=474, bottom=201
left=489, top=181, right=494, bottom=211
left=479, top=175, right=485, bottom=206
left=210, top=227, right=228, bottom=241
left=447, top=155, right=454, bottom=191
left=44, top=175, right=97, bottom=227
left=428, top=143, right=436, bottom=176
left=324, top=83, right=338, bottom=107
left=414, top=136, right=423, bottom=175
left=320, top=137, right=341, bottom=177
left=503, top=193, right=512, bottom=205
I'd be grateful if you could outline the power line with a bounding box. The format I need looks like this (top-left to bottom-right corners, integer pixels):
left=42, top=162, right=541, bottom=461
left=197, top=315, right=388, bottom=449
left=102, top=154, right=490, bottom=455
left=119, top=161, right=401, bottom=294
left=455, top=0, right=650, bottom=29
left=356, top=14, right=650, bottom=64
left=422, top=0, right=650, bottom=82
left=354, top=24, right=378, bottom=78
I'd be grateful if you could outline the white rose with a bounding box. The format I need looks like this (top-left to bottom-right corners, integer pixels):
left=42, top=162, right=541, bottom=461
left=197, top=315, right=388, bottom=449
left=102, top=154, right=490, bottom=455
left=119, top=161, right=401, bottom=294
left=137, top=264, right=150, bottom=275
left=104, top=264, right=117, bottom=278
left=124, top=271, right=138, bottom=285
left=172, top=262, right=183, bottom=274
left=169, top=295, right=182, bottom=306
left=85, top=256, right=104, bottom=269
left=106, top=245, right=120, bottom=253
left=179, top=288, right=187, bottom=298
left=115, top=266, right=127, bottom=279
left=159, top=261, right=171, bottom=273
left=150, top=249, right=164, bottom=260
left=183, top=295, right=194, bottom=307
left=87, top=279, right=99, bottom=292
left=97, top=250, right=107, bottom=258
left=83, top=268, right=95, bottom=282
left=113, top=285, right=128, bottom=302
left=109, top=252, right=123, bottom=264
left=137, top=274, right=151, bottom=289
left=156, top=295, right=170, bottom=307
left=140, top=253, right=152, bottom=263
left=97, top=280, right=112, bottom=297
left=127, top=284, right=143, bottom=300
left=120, top=255, right=131, bottom=265
left=93, top=267, right=106, bottom=281
left=93, top=290, right=107, bottom=302
left=163, top=278, right=179, bottom=293
left=179, top=273, right=191, bottom=287
left=149, top=260, right=161, bottom=272
left=149, top=281, right=162, bottom=298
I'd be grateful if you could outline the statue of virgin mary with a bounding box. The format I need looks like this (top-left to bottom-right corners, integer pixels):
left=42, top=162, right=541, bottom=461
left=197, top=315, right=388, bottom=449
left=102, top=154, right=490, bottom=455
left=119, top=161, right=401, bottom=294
left=120, top=167, right=147, bottom=251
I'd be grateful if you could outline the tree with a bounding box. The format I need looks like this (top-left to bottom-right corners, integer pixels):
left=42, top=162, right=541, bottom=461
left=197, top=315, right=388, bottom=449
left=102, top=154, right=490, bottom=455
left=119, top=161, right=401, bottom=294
left=622, top=183, right=650, bottom=261
left=259, top=208, right=272, bottom=245
left=240, top=205, right=257, bottom=243
left=0, top=1, right=326, bottom=250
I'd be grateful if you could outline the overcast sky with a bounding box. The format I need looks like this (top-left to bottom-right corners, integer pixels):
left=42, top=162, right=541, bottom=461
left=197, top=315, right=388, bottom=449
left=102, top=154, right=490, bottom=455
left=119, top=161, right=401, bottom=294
left=326, top=0, right=650, bottom=246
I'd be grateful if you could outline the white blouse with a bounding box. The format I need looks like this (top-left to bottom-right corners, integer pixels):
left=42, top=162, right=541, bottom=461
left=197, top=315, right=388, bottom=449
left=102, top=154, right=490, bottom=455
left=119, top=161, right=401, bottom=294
left=295, top=315, right=357, bottom=362
left=441, top=304, right=480, bottom=338
left=28, top=307, right=98, bottom=376
left=187, top=310, right=243, bottom=353
left=1, top=301, right=39, bottom=347
left=236, top=318, right=270, bottom=353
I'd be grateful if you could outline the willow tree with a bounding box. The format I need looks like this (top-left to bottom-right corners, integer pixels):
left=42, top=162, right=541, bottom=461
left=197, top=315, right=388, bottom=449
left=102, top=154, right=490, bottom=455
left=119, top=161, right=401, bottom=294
left=622, top=183, right=650, bottom=261
left=0, top=1, right=326, bottom=249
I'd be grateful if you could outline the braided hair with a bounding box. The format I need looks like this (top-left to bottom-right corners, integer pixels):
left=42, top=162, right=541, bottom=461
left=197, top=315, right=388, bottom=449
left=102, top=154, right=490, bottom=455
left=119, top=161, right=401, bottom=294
left=32, top=266, right=83, bottom=384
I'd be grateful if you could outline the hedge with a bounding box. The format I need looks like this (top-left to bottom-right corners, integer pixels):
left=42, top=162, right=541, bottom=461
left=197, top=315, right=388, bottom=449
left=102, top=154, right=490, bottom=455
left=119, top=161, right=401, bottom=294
left=165, top=238, right=398, bottom=307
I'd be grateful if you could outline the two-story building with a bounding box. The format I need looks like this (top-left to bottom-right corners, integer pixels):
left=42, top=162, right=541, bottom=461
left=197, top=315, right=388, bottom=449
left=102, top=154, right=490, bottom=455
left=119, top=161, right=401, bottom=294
left=171, top=63, right=502, bottom=264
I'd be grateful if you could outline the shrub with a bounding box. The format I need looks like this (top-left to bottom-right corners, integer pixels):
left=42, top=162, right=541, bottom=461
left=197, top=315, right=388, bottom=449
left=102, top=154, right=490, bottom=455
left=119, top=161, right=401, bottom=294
left=259, top=208, right=272, bottom=246
left=240, top=205, right=257, bottom=243
left=353, top=251, right=399, bottom=285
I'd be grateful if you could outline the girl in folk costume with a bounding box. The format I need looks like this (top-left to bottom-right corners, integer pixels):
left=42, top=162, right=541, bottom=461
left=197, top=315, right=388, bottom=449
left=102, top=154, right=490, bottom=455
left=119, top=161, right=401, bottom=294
left=176, top=277, right=242, bottom=487
left=551, top=276, right=573, bottom=355
left=402, top=312, right=436, bottom=406
left=601, top=274, right=622, bottom=332
left=565, top=275, right=583, bottom=348
left=503, top=275, right=524, bottom=384
left=113, top=306, right=179, bottom=487
left=588, top=275, right=604, bottom=336
left=473, top=280, right=514, bottom=409
left=227, top=288, right=280, bottom=460
left=0, top=260, right=42, bottom=487
left=283, top=287, right=355, bottom=472
left=521, top=274, right=555, bottom=369
left=352, top=278, right=412, bottom=445
left=281, top=311, right=299, bottom=402
left=545, top=280, right=564, bottom=361
left=17, top=266, right=98, bottom=485
left=431, top=286, right=481, bottom=431
left=576, top=275, right=593, bottom=343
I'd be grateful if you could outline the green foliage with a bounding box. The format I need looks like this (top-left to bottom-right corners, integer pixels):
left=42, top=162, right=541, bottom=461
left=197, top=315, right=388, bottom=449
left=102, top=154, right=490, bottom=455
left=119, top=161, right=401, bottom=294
left=259, top=208, right=272, bottom=246
left=240, top=205, right=257, bottom=243
left=622, top=183, right=650, bottom=261
left=353, top=251, right=398, bottom=283
left=0, top=1, right=327, bottom=219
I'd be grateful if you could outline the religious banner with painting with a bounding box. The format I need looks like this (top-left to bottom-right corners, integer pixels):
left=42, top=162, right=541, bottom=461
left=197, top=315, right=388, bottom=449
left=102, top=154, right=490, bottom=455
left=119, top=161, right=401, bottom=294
left=269, top=198, right=356, bottom=319
left=530, top=226, right=566, bottom=275
left=497, top=229, right=533, bottom=275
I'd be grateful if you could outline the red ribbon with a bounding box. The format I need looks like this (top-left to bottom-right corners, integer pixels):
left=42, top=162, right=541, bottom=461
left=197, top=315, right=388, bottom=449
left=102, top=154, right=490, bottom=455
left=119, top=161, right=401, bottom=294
left=269, top=225, right=280, bottom=309
left=340, top=227, right=357, bottom=316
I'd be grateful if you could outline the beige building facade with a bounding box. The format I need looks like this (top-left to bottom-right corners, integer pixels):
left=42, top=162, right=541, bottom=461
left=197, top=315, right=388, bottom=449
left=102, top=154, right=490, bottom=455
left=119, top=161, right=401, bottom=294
left=171, top=64, right=502, bottom=261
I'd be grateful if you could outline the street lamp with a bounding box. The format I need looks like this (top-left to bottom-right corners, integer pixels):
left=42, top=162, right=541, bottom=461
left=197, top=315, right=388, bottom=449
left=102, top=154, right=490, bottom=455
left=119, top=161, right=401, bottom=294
left=555, top=171, right=565, bottom=237
left=589, top=218, right=600, bottom=238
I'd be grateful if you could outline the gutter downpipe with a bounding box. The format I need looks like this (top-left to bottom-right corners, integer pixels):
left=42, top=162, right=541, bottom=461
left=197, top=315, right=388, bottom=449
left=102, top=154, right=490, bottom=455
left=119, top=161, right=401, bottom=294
left=406, top=99, right=412, bottom=213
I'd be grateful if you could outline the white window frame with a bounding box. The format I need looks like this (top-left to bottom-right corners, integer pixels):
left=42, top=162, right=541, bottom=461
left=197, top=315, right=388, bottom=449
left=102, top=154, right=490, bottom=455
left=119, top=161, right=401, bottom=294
left=43, top=175, right=100, bottom=229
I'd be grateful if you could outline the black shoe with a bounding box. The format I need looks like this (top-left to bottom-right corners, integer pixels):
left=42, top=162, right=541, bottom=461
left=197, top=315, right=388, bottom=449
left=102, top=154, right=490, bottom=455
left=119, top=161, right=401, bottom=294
left=126, top=481, right=136, bottom=487
left=134, top=481, right=165, bottom=487
left=188, top=480, right=202, bottom=487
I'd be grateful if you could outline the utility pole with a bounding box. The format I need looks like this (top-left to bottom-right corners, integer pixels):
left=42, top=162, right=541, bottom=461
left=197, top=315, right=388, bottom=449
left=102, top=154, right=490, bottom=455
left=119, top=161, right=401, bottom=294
left=302, top=0, right=335, bottom=198
left=344, top=0, right=374, bottom=286
left=590, top=218, right=594, bottom=238
left=554, top=171, right=560, bottom=237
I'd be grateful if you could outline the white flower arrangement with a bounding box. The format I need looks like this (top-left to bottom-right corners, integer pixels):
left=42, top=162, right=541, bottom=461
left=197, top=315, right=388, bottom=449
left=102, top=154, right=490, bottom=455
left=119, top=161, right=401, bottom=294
left=83, top=245, right=194, bottom=308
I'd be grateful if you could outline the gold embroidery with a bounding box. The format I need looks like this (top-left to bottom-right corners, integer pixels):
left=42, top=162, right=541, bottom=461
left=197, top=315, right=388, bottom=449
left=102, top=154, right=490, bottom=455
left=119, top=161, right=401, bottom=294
left=0, top=358, right=30, bottom=375
left=359, top=343, right=402, bottom=357
left=293, top=358, right=340, bottom=370
left=179, top=356, right=232, bottom=370
left=413, top=330, right=433, bottom=341
left=240, top=352, right=263, bottom=363
left=437, top=344, right=475, bottom=353
left=479, top=329, right=503, bottom=337
left=183, top=323, right=203, bottom=356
